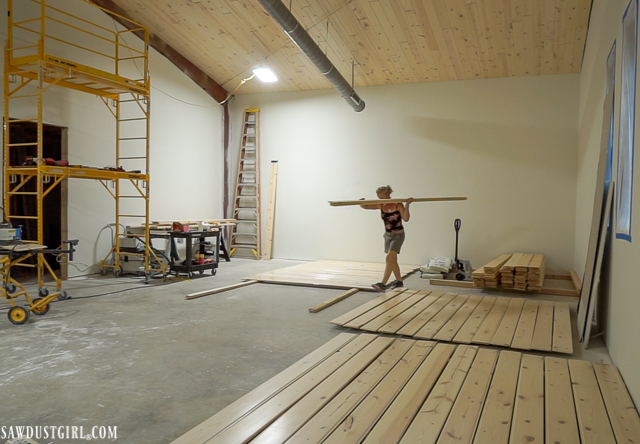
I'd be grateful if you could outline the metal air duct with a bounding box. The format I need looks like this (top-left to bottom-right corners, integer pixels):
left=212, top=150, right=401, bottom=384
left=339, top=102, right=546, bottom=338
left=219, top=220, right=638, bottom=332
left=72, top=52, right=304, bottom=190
left=256, top=0, right=365, bottom=112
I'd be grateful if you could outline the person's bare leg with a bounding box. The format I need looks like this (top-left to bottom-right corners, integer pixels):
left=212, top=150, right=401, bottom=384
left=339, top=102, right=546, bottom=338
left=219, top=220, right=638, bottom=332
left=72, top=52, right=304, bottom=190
left=381, top=251, right=396, bottom=284
left=389, top=251, right=402, bottom=281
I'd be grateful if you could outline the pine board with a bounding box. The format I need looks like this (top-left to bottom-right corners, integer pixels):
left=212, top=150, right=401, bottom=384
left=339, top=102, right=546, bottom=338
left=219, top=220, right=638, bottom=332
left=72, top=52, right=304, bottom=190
left=330, top=290, right=573, bottom=354
left=247, top=260, right=419, bottom=291
left=173, top=334, right=640, bottom=444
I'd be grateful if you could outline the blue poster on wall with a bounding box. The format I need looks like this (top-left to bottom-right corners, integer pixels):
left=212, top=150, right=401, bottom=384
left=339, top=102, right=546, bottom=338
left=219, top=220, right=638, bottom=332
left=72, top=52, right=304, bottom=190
left=617, top=0, right=637, bottom=242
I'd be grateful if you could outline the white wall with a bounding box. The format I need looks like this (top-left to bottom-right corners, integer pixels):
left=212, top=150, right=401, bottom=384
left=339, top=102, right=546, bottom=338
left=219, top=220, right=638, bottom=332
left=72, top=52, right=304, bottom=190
left=230, top=74, right=579, bottom=271
left=1, top=0, right=223, bottom=274
left=577, top=0, right=640, bottom=404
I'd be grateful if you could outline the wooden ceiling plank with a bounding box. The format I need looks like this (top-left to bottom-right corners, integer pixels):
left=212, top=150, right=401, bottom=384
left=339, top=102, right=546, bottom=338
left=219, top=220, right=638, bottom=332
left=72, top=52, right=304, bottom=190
left=523, top=15, right=536, bottom=75
left=378, top=1, right=428, bottom=82
left=466, top=2, right=493, bottom=78
left=532, top=0, right=545, bottom=75
left=413, top=1, right=451, bottom=80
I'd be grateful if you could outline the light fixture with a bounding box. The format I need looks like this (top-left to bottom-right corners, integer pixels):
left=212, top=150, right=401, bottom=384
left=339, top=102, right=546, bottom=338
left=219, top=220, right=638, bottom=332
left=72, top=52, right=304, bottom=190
left=252, top=66, right=278, bottom=83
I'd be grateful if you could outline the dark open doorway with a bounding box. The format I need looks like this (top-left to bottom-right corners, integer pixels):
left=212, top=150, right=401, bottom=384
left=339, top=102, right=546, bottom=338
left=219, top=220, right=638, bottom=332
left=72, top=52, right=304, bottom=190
left=7, top=121, right=68, bottom=278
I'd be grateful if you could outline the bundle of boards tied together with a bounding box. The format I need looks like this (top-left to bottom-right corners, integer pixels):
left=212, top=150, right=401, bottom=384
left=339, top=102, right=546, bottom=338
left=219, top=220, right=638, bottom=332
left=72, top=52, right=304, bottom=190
left=472, top=253, right=546, bottom=292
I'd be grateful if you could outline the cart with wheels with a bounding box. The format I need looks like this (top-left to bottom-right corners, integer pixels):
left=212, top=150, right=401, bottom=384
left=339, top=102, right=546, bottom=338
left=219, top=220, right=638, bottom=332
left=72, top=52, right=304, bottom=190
left=1, top=240, right=78, bottom=324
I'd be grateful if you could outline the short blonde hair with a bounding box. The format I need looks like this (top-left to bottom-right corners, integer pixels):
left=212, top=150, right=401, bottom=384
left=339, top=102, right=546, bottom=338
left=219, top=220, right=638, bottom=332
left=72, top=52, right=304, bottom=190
left=376, top=185, right=393, bottom=195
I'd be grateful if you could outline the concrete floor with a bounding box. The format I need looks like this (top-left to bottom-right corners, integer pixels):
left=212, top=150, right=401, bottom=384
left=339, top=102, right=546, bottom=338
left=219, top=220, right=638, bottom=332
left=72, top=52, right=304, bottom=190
left=0, top=259, right=610, bottom=443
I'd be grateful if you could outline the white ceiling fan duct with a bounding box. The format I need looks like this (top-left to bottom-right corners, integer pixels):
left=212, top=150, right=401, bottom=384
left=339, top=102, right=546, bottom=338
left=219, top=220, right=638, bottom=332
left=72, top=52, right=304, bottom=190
left=256, top=0, right=365, bottom=112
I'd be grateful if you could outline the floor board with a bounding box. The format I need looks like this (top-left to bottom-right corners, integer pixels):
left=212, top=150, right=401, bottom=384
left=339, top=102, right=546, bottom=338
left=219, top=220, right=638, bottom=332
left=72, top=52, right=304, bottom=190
left=172, top=334, right=640, bottom=444
left=247, top=260, right=420, bottom=290
left=330, top=290, right=574, bottom=354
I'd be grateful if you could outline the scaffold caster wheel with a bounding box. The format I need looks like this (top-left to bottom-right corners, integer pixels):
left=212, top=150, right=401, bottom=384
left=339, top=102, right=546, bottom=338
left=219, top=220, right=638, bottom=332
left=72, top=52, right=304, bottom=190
left=57, top=290, right=69, bottom=301
left=31, top=298, right=51, bottom=316
left=199, top=269, right=205, bottom=275
left=5, top=283, right=16, bottom=294
left=211, top=268, right=217, bottom=276
left=100, top=267, right=108, bottom=276
left=113, top=266, right=123, bottom=278
left=8, top=306, right=30, bottom=325
left=38, top=287, right=49, bottom=297
left=456, top=272, right=466, bottom=281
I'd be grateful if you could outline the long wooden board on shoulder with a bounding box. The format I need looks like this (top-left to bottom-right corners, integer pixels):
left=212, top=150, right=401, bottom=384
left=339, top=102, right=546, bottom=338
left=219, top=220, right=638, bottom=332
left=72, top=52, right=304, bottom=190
left=329, top=197, right=468, bottom=206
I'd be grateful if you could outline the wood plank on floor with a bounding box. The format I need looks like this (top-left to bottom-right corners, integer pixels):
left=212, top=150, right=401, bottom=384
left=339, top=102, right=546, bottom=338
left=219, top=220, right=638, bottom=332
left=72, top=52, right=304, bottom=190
left=569, top=359, right=617, bottom=444
left=176, top=334, right=640, bottom=444
left=361, top=343, right=457, bottom=443
left=471, top=296, right=510, bottom=344
left=322, top=340, right=436, bottom=444
left=490, top=297, right=525, bottom=347
left=206, top=334, right=380, bottom=444
left=344, top=290, right=421, bottom=329
left=309, top=288, right=359, bottom=313
left=510, top=300, right=539, bottom=350
left=530, top=300, right=554, bottom=352
left=453, top=296, right=497, bottom=344
left=473, top=351, right=521, bottom=444
left=358, top=290, right=430, bottom=332
left=249, top=336, right=396, bottom=444
left=285, top=338, right=417, bottom=444
left=438, top=348, right=499, bottom=444
left=593, top=363, right=640, bottom=444
left=398, top=345, right=478, bottom=444
left=248, top=260, right=419, bottom=290
left=329, top=288, right=407, bottom=326
left=545, top=357, right=580, bottom=444
left=432, top=294, right=483, bottom=342
left=396, top=292, right=456, bottom=337
left=509, top=354, right=544, bottom=444
left=170, top=333, right=358, bottom=444
left=330, top=290, right=573, bottom=354
left=552, top=302, right=573, bottom=354
left=413, top=293, right=469, bottom=339
left=377, top=291, right=442, bottom=334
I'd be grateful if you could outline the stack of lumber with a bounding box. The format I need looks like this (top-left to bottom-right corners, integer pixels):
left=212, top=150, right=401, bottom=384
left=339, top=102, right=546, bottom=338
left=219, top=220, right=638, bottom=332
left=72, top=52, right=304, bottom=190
left=501, top=253, right=546, bottom=292
left=526, top=254, right=546, bottom=292
left=514, top=253, right=534, bottom=291
left=473, top=254, right=512, bottom=288
left=471, top=267, right=485, bottom=287
left=499, top=253, right=524, bottom=289
left=474, top=253, right=546, bottom=293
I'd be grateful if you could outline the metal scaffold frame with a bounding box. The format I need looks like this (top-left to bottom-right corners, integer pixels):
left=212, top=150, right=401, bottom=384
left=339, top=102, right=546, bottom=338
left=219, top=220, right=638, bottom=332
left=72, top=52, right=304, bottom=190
left=3, top=0, right=166, bottom=293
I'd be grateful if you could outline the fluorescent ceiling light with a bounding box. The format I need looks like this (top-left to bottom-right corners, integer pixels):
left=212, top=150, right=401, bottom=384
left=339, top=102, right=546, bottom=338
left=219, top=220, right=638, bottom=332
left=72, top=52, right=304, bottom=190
left=252, top=67, right=278, bottom=82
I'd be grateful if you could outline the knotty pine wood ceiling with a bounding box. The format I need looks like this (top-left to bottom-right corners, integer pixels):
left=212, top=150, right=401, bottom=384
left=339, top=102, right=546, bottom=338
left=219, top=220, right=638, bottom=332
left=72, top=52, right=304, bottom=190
left=113, top=0, right=592, bottom=95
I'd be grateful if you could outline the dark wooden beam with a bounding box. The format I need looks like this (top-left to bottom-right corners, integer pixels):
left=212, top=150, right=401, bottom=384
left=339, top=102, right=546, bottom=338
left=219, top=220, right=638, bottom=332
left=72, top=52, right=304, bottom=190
left=89, top=0, right=228, bottom=103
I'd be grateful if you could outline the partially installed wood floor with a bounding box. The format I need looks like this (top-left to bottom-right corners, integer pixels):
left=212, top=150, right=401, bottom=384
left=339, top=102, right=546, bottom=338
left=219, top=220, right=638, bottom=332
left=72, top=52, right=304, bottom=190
left=330, top=288, right=573, bottom=354
left=246, top=260, right=419, bottom=291
left=171, top=333, right=640, bottom=444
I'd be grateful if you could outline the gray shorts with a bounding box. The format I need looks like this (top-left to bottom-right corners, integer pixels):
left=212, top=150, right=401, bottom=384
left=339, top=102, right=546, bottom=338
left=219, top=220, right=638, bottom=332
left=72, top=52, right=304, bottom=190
left=384, top=231, right=405, bottom=253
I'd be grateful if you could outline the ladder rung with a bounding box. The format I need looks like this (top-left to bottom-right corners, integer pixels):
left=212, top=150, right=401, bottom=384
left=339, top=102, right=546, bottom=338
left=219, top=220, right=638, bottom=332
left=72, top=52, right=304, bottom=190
left=232, top=233, right=257, bottom=237
left=7, top=142, right=38, bottom=147
left=119, top=118, right=147, bottom=122
left=7, top=215, right=38, bottom=219
left=119, top=196, right=145, bottom=198
left=7, top=192, right=38, bottom=195
left=236, top=207, right=257, bottom=210
left=230, top=244, right=258, bottom=248
left=118, top=156, right=147, bottom=160
left=9, top=94, right=39, bottom=99
left=119, top=137, right=147, bottom=141
left=118, top=214, right=146, bottom=218
left=7, top=118, right=38, bottom=124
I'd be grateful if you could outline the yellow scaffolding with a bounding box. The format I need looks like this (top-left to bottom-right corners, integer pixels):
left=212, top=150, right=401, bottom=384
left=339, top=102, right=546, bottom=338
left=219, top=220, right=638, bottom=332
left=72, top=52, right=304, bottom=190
left=3, top=0, right=166, bottom=295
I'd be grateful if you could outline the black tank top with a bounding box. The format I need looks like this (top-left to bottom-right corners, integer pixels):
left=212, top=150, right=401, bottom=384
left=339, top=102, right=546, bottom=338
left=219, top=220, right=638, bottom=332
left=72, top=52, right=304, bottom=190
left=381, top=209, right=403, bottom=233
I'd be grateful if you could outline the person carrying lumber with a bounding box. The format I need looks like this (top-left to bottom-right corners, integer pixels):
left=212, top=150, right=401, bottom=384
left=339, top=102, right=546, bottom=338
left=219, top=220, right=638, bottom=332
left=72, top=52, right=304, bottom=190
left=360, top=185, right=414, bottom=291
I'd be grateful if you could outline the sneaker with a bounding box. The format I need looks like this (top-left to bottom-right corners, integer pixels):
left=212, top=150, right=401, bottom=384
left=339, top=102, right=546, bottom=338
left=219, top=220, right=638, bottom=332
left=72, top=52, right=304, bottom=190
left=372, top=282, right=388, bottom=292
left=390, top=280, right=404, bottom=288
